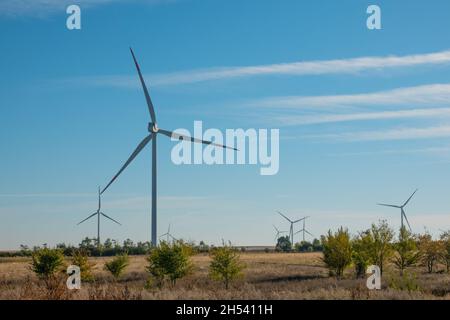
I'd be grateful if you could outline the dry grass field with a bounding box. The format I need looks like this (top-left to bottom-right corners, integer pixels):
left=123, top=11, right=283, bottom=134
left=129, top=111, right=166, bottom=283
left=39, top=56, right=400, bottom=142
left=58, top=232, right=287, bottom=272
left=1, top=252, right=449, bottom=300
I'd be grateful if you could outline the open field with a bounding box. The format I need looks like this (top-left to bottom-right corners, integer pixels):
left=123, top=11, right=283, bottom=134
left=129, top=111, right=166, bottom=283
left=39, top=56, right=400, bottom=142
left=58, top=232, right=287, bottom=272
left=1, top=252, right=449, bottom=300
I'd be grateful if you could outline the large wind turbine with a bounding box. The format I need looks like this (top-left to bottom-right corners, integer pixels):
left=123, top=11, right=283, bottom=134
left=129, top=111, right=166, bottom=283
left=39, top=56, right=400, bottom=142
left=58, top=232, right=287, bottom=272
left=277, top=211, right=306, bottom=245
left=273, top=225, right=288, bottom=242
left=101, top=48, right=236, bottom=246
left=378, top=189, right=418, bottom=231
left=77, top=187, right=121, bottom=246
left=294, top=216, right=313, bottom=242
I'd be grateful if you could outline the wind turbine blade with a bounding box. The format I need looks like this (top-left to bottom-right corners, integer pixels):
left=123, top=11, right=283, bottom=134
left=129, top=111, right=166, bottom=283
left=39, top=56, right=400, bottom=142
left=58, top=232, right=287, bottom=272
left=273, top=225, right=280, bottom=232
left=169, top=235, right=178, bottom=241
left=377, top=203, right=401, bottom=208
left=403, top=189, right=418, bottom=207
left=101, top=134, right=152, bottom=194
left=159, top=233, right=169, bottom=238
left=305, top=230, right=314, bottom=237
left=100, top=213, right=121, bottom=225
left=159, top=129, right=238, bottom=151
left=403, top=212, right=412, bottom=231
left=293, top=217, right=307, bottom=223
left=130, top=48, right=157, bottom=123
left=277, top=211, right=292, bottom=223
left=77, top=212, right=97, bottom=225
left=294, top=230, right=302, bottom=235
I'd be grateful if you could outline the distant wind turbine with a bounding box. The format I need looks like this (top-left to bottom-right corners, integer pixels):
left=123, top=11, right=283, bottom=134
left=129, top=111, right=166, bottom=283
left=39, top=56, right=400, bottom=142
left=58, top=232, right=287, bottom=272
left=378, top=189, right=418, bottom=231
left=273, top=225, right=288, bottom=242
left=294, top=216, right=313, bottom=242
left=159, top=224, right=178, bottom=243
left=277, top=211, right=306, bottom=245
left=77, top=187, right=121, bottom=246
left=101, top=48, right=237, bottom=246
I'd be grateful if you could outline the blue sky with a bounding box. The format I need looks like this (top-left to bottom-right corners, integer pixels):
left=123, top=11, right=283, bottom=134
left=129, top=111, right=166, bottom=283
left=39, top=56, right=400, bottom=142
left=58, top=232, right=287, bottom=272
left=1, top=0, right=450, bottom=250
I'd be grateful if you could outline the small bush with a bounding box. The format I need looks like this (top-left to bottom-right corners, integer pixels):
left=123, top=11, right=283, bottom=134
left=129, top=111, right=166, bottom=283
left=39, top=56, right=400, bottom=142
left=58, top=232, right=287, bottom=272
left=209, top=244, right=246, bottom=289
left=147, top=240, right=193, bottom=288
left=388, top=272, right=420, bottom=292
left=71, top=249, right=94, bottom=282
left=104, top=254, right=129, bottom=279
left=30, top=248, right=65, bottom=280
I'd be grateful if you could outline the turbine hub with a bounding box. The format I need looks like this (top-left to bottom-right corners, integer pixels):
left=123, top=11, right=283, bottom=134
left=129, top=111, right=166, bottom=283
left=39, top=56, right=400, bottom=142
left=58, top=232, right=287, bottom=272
left=148, top=122, right=159, bottom=133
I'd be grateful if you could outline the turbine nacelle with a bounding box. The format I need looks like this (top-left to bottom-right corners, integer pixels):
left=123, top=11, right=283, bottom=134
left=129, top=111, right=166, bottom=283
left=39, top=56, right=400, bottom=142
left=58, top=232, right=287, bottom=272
left=148, top=122, right=159, bottom=133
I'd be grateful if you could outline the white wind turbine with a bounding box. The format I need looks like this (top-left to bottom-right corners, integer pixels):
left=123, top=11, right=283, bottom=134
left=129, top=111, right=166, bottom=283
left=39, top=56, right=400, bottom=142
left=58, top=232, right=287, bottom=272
left=101, top=48, right=237, bottom=246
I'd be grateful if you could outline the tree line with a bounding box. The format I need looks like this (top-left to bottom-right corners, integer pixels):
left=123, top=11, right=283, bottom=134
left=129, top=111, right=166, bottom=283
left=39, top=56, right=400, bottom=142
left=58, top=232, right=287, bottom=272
left=320, top=220, right=450, bottom=278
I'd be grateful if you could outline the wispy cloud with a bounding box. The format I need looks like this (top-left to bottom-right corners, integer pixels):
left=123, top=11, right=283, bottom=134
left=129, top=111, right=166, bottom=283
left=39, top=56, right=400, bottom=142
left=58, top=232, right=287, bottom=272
left=0, top=0, right=175, bottom=17
left=328, top=146, right=450, bottom=157
left=0, top=193, right=93, bottom=198
left=254, top=83, right=450, bottom=110
left=275, top=107, right=450, bottom=126
left=73, top=50, right=450, bottom=87
left=309, top=125, right=450, bottom=142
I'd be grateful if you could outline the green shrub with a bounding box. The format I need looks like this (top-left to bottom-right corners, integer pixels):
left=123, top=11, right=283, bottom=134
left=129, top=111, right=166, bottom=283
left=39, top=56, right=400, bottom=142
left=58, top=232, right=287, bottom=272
left=104, top=254, right=129, bottom=279
left=147, top=240, right=193, bottom=288
left=30, top=248, right=65, bottom=280
left=209, top=245, right=246, bottom=289
left=321, top=227, right=352, bottom=279
left=71, top=249, right=94, bottom=281
left=388, top=272, right=420, bottom=292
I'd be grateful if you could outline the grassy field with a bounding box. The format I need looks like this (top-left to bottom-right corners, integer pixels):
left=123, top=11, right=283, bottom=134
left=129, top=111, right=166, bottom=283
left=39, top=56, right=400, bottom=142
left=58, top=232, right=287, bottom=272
left=1, top=252, right=449, bottom=300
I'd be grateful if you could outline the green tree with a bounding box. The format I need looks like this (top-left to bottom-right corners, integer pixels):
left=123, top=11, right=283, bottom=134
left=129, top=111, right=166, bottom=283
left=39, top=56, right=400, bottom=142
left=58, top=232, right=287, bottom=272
left=392, top=227, right=420, bottom=276
left=209, top=244, right=246, bottom=289
left=104, top=254, right=129, bottom=279
left=275, top=236, right=292, bottom=252
left=418, top=233, right=444, bottom=273
left=295, top=241, right=313, bottom=252
left=103, top=238, right=113, bottom=249
left=123, top=239, right=134, bottom=251
left=147, top=240, right=193, bottom=288
left=440, top=230, right=450, bottom=273
left=368, top=220, right=394, bottom=275
left=321, top=227, right=353, bottom=278
left=352, top=230, right=374, bottom=278
left=312, top=238, right=323, bottom=252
